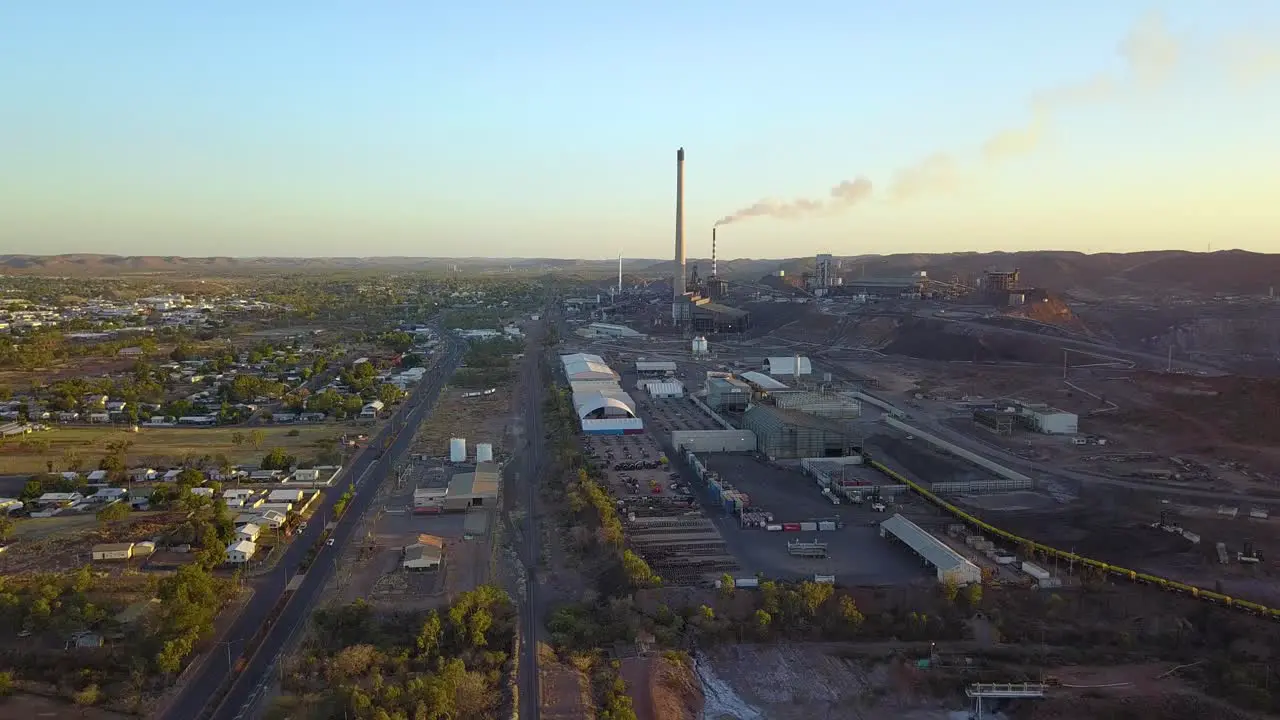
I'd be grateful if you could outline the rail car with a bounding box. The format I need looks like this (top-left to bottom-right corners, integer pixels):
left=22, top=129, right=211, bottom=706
left=867, top=460, right=1280, bottom=621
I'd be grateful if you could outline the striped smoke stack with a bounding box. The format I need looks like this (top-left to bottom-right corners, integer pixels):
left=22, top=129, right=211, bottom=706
left=673, top=147, right=686, bottom=300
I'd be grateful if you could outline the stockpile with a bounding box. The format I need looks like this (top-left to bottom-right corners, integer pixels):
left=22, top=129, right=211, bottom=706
left=626, top=515, right=738, bottom=585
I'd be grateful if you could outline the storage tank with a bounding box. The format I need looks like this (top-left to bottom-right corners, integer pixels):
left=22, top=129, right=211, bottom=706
left=475, top=443, right=494, bottom=463
left=449, top=438, right=467, bottom=463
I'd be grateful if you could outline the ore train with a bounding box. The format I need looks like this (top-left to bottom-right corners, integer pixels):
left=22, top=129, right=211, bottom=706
left=868, top=459, right=1280, bottom=621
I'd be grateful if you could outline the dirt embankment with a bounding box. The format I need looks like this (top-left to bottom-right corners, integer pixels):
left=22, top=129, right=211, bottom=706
left=620, top=654, right=702, bottom=720
left=882, top=319, right=1063, bottom=363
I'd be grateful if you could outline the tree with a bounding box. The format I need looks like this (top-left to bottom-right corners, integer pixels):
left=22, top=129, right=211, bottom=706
left=377, top=384, right=402, bottom=407
left=965, top=582, right=984, bottom=609
left=0, top=670, right=11, bottom=697
left=0, top=515, right=13, bottom=542
left=718, top=573, right=735, bottom=597
left=170, top=342, right=196, bottom=362
left=837, top=595, right=864, bottom=629
left=941, top=577, right=960, bottom=604
left=73, top=683, right=101, bottom=713
left=97, top=502, right=130, bottom=523
left=231, top=431, right=246, bottom=447
left=261, top=448, right=296, bottom=471
left=249, top=429, right=265, bottom=450
left=62, top=449, right=84, bottom=472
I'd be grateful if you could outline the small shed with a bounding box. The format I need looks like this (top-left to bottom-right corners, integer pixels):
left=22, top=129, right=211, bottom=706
left=92, top=543, right=135, bottom=561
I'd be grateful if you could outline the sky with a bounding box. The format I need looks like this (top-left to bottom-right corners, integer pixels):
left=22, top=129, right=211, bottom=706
left=1, top=1, right=1278, bottom=259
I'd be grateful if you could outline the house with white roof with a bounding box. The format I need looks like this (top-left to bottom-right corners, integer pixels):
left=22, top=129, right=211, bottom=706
left=225, top=540, right=257, bottom=564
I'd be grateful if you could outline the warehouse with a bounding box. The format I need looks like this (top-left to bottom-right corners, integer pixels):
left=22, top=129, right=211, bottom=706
left=442, top=462, right=501, bottom=511
left=705, top=376, right=751, bottom=412
left=879, top=514, right=981, bottom=586
left=764, top=356, right=812, bottom=377
left=561, top=353, right=643, bottom=435
left=635, top=360, right=677, bottom=377
left=741, top=404, right=858, bottom=459
left=640, top=380, right=684, bottom=399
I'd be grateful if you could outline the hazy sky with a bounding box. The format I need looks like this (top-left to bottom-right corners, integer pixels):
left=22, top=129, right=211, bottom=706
left=2, top=1, right=1278, bottom=259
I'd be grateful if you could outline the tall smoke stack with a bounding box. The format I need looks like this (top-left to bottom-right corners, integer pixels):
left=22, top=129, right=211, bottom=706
left=674, top=147, right=686, bottom=300
left=711, top=226, right=717, bottom=278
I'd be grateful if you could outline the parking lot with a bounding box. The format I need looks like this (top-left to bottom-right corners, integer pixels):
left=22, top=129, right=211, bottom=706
left=586, top=433, right=681, bottom=499
left=683, top=454, right=930, bottom=584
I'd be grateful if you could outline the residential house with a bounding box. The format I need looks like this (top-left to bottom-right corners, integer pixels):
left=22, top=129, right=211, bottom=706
left=237, top=523, right=261, bottom=542
left=162, top=469, right=182, bottom=483
left=271, top=413, right=298, bottom=424
left=292, top=468, right=321, bottom=483
left=298, top=412, right=326, bottom=423
left=36, top=492, right=84, bottom=508
left=249, top=470, right=280, bottom=482
left=89, top=488, right=127, bottom=503
left=190, top=487, right=214, bottom=497
left=87, top=412, right=111, bottom=423
left=359, top=400, right=385, bottom=419
left=105, top=401, right=127, bottom=413
left=225, top=540, right=257, bottom=564
left=129, top=468, right=157, bottom=483
left=86, top=470, right=108, bottom=483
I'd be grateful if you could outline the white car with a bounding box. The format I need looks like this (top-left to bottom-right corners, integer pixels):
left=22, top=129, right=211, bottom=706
left=326, top=538, right=335, bottom=546
left=871, top=502, right=887, bottom=512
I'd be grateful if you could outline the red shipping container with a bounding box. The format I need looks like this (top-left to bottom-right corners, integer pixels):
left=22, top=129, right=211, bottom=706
left=782, top=523, right=802, bottom=532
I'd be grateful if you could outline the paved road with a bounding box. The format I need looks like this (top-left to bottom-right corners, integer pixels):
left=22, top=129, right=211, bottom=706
left=160, top=338, right=465, bottom=720
left=513, top=307, right=549, bottom=720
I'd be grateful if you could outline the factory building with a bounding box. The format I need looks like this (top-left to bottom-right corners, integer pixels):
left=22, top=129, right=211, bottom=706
left=560, top=353, right=643, bottom=435
left=705, top=376, right=751, bottom=412
left=983, top=269, right=1020, bottom=304
left=839, top=274, right=927, bottom=298
left=741, top=404, right=858, bottom=459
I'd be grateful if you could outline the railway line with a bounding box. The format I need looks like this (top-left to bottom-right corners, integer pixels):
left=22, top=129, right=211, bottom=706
left=868, top=459, right=1280, bottom=621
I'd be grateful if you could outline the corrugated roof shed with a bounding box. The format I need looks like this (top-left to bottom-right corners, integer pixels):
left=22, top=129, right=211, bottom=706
left=880, top=513, right=980, bottom=585
left=635, top=360, right=677, bottom=373
left=765, top=356, right=812, bottom=376
left=739, top=371, right=788, bottom=390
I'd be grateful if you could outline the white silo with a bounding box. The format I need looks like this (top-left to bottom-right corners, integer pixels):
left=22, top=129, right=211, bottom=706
left=691, top=337, right=701, bottom=354
left=449, top=437, right=467, bottom=463
left=476, top=443, right=494, bottom=463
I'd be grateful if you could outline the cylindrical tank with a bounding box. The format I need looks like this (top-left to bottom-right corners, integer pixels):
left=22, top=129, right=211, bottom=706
left=475, top=443, right=493, bottom=463
left=691, top=337, right=701, bottom=354
left=449, top=438, right=466, bottom=463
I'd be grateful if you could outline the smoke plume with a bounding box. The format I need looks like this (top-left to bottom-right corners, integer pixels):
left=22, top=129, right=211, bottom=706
left=980, top=11, right=1180, bottom=164
left=714, top=176, right=872, bottom=227
left=715, top=12, right=1238, bottom=223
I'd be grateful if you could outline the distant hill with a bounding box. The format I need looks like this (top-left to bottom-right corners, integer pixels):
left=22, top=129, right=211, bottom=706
left=0, top=255, right=664, bottom=277
left=642, top=250, right=1280, bottom=297
left=4, top=251, right=1277, bottom=296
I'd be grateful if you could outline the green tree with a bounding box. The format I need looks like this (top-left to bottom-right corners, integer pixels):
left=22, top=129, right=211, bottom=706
left=0, top=515, right=13, bottom=542
left=260, top=448, right=296, bottom=471
left=231, top=431, right=246, bottom=447
left=837, top=595, right=864, bottom=629
left=965, top=582, right=984, bottom=609
left=718, top=573, right=735, bottom=597
left=249, top=429, right=265, bottom=450
left=73, top=683, right=101, bottom=714
left=97, top=502, right=130, bottom=523
left=0, top=670, right=12, bottom=697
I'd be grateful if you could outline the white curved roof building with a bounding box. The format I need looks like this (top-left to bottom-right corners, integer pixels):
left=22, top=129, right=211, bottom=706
left=560, top=353, right=642, bottom=435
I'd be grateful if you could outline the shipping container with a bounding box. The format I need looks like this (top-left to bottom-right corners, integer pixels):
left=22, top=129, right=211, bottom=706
left=1021, top=561, right=1051, bottom=581
left=799, top=522, right=818, bottom=532
left=818, top=521, right=837, bottom=532
left=735, top=578, right=760, bottom=589
left=995, top=555, right=1016, bottom=565
left=782, top=523, right=802, bottom=532
left=766, top=524, right=783, bottom=532
left=813, top=574, right=836, bottom=584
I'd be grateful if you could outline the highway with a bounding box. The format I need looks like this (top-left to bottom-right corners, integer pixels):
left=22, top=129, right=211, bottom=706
left=512, top=308, right=549, bottom=720
left=161, top=337, right=465, bottom=720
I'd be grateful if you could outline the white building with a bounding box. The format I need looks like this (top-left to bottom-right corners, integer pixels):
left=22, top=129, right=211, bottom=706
left=225, top=540, right=257, bottom=564
left=413, top=487, right=447, bottom=508
left=764, top=356, right=812, bottom=377
left=267, top=489, right=304, bottom=504
left=237, top=523, right=261, bottom=542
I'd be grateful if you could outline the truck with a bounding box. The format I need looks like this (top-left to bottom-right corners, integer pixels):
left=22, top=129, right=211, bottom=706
left=870, top=501, right=887, bottom=512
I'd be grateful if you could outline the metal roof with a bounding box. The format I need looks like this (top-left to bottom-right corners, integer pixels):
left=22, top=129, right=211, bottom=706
left=880, top=513, right=977, bottom=577
left=739, top=371, right=788, bottom=390
left=635, top=360, right=677, bottom=372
